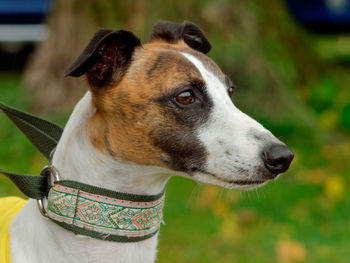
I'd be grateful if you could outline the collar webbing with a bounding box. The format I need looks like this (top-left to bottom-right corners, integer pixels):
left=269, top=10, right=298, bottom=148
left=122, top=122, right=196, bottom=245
left=47, top=181, right=165, bottom=242
left=0, top=102, right=165, bottom=242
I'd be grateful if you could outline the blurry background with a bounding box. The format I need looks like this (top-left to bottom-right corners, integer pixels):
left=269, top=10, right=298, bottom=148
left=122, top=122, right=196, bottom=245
left=1, top=0, right=350, bottom=262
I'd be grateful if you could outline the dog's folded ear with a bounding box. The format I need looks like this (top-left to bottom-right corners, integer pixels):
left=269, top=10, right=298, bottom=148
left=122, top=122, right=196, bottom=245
left=65, top=29, right=141, bottom=86
left=149, top=21, right=211, bottom=54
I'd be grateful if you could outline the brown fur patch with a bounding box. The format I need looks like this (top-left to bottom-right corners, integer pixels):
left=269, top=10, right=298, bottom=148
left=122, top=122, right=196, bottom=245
left=86, top=41, right=223, bottom=171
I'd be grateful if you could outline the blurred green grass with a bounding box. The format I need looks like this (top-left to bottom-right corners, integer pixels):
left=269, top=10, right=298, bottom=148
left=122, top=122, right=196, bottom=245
left=1, top=73, right=350, bottom=263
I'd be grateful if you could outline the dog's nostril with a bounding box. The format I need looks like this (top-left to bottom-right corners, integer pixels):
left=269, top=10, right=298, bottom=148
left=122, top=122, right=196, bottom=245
left=262, top=144, right=294, bottom=175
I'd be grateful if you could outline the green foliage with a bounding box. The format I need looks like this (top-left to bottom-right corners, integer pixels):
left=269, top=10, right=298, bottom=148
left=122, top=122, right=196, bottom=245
left=309, top=77, right=337, bottom=113
left=341, top=103, right=350, bottom=130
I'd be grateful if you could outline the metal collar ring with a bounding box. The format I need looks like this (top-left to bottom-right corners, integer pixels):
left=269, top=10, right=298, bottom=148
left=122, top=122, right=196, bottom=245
left=37, top=165, right=61, bottom=217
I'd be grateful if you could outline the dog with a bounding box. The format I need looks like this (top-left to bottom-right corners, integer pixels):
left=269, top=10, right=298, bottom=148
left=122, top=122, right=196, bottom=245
left=7, top=21, right=293, bottom=263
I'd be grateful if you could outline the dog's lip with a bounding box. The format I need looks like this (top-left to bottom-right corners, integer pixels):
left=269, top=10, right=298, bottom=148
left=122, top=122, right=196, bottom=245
left=212, top=177, right=267, bottom=186
left=193, top=169, right=268, bottom=185
left=230, top=180, right=266, bottom=185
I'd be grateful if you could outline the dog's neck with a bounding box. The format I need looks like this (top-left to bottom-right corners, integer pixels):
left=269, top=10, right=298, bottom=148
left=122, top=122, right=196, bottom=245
left=53, top=92, right=171, bottom=196
left=10, top=92, right=171, bottom=263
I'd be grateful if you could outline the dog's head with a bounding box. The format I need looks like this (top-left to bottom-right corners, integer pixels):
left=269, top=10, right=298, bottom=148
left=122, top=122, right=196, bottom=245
left=65, top=21, right=294, bottom=190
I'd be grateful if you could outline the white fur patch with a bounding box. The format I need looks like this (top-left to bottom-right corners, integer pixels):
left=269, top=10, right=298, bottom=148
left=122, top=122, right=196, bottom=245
left=10, top=92, right=168, bottom=263
left=180, top=52, right=281, bottom=189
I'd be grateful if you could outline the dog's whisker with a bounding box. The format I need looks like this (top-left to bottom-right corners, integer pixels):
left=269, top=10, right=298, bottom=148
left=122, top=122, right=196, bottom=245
left=218, top=188, right=226, bottom=200
left=187, top=183, right=203, bottom=205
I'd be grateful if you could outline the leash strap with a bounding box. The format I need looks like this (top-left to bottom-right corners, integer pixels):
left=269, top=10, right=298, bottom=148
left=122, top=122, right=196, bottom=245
left=0, top=103, right=63, bottom=159
left=0, top=102, right=63, bottom=199
left=0, top=168, right=48, bottom=199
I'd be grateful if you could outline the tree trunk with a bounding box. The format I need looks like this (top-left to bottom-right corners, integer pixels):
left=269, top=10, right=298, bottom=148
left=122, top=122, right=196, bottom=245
left=23, top=0, right=148, bottom=113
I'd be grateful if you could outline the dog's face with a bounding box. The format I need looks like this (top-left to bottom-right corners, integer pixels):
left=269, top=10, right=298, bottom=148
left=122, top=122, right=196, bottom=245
left=65, top=21, right=294, bottom=190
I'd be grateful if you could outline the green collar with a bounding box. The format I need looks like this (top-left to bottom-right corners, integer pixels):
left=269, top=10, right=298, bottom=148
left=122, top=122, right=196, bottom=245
left=47, top=180, right=165, bottom=242
left=0, top=102, right=166, bottom=243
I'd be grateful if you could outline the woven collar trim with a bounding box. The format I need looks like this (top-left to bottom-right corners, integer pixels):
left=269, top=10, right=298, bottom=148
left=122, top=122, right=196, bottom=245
left=46, top=181, right=165, bottom=242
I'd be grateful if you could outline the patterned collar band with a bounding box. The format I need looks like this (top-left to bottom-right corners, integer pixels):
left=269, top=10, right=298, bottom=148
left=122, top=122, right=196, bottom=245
left=46, top=180, right=165, bottom=242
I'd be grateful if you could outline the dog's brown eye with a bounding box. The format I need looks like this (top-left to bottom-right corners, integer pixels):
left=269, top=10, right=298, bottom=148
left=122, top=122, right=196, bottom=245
left=175, top=90, right=195, bottom=105
left=228, top=86, right=234, bottom=98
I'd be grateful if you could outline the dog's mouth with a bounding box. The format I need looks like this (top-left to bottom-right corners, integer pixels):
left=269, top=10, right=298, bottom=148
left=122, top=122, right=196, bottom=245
left=229, top=180, right=266, bottom=185
left=192, top=168, right=269, bottom=186
left=210, top=175, right=267, bottom=186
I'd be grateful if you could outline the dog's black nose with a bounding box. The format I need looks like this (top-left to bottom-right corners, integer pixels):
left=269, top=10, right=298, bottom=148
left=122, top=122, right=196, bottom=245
left=262, top=144, right=294, bottom=175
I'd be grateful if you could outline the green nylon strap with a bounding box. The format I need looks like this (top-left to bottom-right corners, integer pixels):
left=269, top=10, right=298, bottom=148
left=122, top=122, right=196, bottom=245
left=0, top=102, right=63, bottom=159
left=57, top=180, right=166, bottom=202
left=49, top=218, right=159, bottom=242
left=0, top=102, right=63, bottom=199
left=0, top=168, right=47, bottom=199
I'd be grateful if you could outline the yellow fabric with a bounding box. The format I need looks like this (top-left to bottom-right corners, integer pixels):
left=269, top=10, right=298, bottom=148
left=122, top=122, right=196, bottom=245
left=0, top=197, right=27, bottom=263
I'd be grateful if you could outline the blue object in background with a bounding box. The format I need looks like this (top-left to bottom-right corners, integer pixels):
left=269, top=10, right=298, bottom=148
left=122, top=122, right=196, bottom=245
left=0, top=0, right=53, bottom=44
left=0, top=0, right=52, bottom=24
left=286, top=0, right=350, bottom=33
